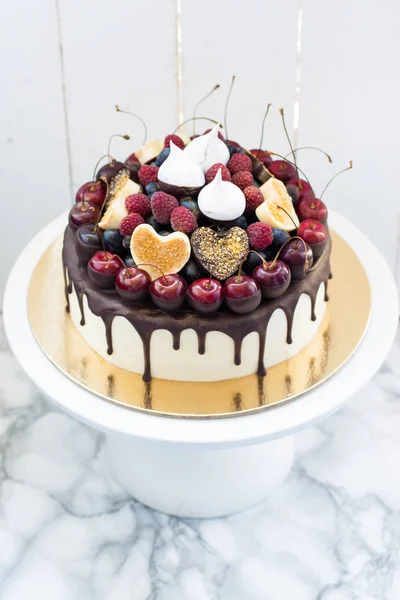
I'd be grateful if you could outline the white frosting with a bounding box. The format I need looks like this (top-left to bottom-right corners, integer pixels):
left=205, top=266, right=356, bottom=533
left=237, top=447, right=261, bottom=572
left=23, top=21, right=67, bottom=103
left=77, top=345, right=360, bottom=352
left=158, top=142, right=205, bottom=188
left=198, top=169, right=246, bottom=221
left=184, top=124, right=230, bottom=173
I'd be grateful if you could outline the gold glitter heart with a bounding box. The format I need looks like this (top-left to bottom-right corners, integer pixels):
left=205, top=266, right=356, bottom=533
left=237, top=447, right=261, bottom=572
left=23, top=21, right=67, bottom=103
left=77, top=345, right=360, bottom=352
left=191, top=227, right=249, bottom=280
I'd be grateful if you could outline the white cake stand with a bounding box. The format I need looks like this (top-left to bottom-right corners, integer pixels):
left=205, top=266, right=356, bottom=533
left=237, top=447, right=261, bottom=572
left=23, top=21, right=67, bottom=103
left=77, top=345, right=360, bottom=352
left=4, top=211, right=399, bottom=518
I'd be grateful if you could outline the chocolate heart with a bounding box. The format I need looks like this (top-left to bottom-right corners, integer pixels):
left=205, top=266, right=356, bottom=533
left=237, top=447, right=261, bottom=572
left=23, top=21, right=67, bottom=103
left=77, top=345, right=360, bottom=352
left=191, top=227, right=249, bottom=280
left=131, top=224, right=191, bottom=281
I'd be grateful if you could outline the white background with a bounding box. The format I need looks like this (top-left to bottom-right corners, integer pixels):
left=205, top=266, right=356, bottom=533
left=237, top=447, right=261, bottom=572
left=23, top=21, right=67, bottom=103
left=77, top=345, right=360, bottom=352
left=1, top=0, right=400, bottom=301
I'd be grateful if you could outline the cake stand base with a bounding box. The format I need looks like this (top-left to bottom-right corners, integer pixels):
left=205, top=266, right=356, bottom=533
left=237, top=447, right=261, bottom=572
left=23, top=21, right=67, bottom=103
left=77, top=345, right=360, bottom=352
left=106, top=434, right=294, bottom=518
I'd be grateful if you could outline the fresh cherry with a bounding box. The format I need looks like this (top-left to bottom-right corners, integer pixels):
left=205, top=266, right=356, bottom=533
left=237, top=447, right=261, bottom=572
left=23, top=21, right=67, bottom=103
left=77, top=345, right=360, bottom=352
left=75, top=180, right=106, bottom=207
left=279, top=239, right=313, bottom=280
left=96, top=161, right=124, bottom=182
left=187, top=278, right=224, bottom=314
left=268, top=160, right=297, bottom=183
left=253, top=259, right=291, bottom=299
left=68, top=200, right=99, bottom=230
left=224, top=275, right=261, bottom=314
left=297, top=219, right=327, bottom=259
left=115, top=266, right=151, bottom=302
left=296, top=198, right=328, bottom=223
left=150, top=274, right=187, bottom=311
left=87, top=251, right=121, bottom=289
left=75, top=224, right=102, bottom=264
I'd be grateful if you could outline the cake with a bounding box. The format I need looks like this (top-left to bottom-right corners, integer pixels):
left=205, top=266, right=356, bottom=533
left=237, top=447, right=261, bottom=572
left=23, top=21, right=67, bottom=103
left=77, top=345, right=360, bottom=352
left=63, top=122, right=332, bottom=383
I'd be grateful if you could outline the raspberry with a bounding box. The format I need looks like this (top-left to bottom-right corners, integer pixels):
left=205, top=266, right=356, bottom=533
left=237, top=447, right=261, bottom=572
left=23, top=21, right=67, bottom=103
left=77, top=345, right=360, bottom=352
left=243, top=186, right=264, bottom=212
left=203, top=128, right=225, bottom=141
left=205, top=163, right=231, bottom=184
left=125, top=193, right=152, bottom=217
left=151, top=191, right=179, bottom=224
left=119, top=213, right=145, bottom=236
left=164, top=134, right=185, bottom=150
left=138, top=164, right=159, bottom=187
left=228, top=153, right=252, bottom=175
left=170, top=206, right=198, bottom=234
left=231, top=170, right=253, bottom=190
left=247, top=222, right=273, bottom=251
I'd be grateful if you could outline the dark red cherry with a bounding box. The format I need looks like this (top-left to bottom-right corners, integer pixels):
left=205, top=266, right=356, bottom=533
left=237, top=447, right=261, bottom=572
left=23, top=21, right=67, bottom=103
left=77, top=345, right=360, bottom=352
left=75, top=224, right=103, bottom=264
left=96, top=161, right=125, bottom=182
left=187, top=278, right=224, bottom=314
left=249, top=149, right=273, bottom=167
left=279, top=239, right=313, bottom=280
left=115, top=266, right=151, bottom=302
left=296, top=198, right=328, bottom=223
left=268, top=160, right=297, bottom=183
left=69, top=201, right=99, bottom=230
left=224, top=275, right=262, bottom=314
left=253, top=260, right=291, bottom=299
left=87, top=251, right=121, bottom=289
left=298, top=219, right=327, bottom=259
left=150, top=274, right=187, bottom=312
left=75, top=180, right=106, bottom=207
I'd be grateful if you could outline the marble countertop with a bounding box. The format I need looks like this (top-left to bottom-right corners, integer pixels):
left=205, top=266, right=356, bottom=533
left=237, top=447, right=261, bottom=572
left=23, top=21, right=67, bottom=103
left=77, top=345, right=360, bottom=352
left=1, top=314, right=400, bottom=600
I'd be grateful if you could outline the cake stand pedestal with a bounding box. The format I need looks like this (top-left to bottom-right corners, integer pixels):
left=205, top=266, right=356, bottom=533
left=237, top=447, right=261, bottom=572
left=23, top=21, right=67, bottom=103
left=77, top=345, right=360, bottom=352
left=4, top=212, right=398, bottom=518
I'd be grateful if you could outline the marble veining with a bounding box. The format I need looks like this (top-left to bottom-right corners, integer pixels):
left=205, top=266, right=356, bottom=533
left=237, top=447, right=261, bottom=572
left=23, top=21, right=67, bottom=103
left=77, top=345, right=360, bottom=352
left=1, top=314, right=400, bottom=600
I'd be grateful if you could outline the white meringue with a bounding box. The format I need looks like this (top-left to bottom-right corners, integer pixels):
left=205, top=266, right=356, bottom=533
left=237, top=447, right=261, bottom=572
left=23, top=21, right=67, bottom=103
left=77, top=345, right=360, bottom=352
left=198, top=169, right=245, bottom=221
left=184, top=124, right=230, bottom=173
left=158, top=142, right=205, bottom=188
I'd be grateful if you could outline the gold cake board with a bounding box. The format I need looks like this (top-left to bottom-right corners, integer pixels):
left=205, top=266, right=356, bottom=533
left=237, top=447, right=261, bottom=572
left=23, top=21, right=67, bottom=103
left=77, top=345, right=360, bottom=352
left=27, top=231, right=370, bottom=418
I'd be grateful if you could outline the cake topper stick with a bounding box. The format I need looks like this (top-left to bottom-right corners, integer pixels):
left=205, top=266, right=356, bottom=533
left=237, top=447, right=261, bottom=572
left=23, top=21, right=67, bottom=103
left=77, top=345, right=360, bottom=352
left=256, top=103, right=271, bottom=158
left=107, top=133, right=130, bottom=158
left=173, top=116, right=220, bottom=134
left=285, top=147, right=332, bottom=163
left=115, top=105, right=147, bottom=145
left=280, top=108, right=299, bottom=184
left=224, top=75, right=236, bottom=140
left=192, top=84, right=220, bottom=136
left=319, top=161, right=353, bottom=200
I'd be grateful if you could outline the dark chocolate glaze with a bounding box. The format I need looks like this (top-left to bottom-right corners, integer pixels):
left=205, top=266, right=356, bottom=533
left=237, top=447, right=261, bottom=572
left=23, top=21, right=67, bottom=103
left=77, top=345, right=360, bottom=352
left=62, top=225, right=331, bottom=381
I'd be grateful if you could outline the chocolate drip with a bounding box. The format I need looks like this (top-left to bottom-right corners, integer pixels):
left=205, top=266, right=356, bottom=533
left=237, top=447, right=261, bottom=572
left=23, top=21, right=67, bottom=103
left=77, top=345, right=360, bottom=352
left=76, top=291, right=85, bottom=326
left=63, top=265, right=70, bottom=312
left=62, top=225, right=331, bottom=381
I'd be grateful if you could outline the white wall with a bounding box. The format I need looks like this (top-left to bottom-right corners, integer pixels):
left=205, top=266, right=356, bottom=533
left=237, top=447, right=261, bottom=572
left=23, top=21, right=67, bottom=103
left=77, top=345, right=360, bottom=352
left=1, top=0, right=400, bottom=302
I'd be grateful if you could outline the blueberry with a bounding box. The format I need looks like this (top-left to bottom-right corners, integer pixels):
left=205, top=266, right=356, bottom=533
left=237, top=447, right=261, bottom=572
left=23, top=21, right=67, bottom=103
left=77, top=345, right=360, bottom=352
left=180, top=197, right=200, bottom=218
left=125, top=256, right=135, bottom=267
left=145, top=215, right=162, bottom=232
left=122, top=235, right=131, bottom=249
left=227, top=144, right=241, bottom=156
left=225, top=215, right=248, bottom=230
left=271, top=228, right=290, bottom=250
left=149, top=160, right=157, bottom=166
left=286, top=184, right=299, bottom=205
left=145, top=182, right=159, bottom=196
left=102, top=229, right=124, bottom=255
left=243, top=250, right=266, bottom=275
left=156, top=148, right=170, bottom=166
left=180, top=260, right=204, bottom=284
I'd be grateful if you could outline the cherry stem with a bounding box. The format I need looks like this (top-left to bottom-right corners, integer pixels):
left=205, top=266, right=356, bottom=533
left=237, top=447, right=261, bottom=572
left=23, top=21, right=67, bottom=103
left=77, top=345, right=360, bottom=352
left=115, top=105, right=147, bottom=146
left=192, top=84, right=220, bottom=136
left=285, top=146, right=332, bottom=163
left=248, top=250, right=268, bottom=270
left=319, top=161, right=353, bottom=200
left=107, top=133, right=130, bottom=158
left=94, top=177, right=109, bottom=233
left=256, top=103, right=271, bottom=158
left=224, top=75, right=236, bottom=140
left=277, top=205, right=298, bottom=231
left=173, top=116, right=220, bottom=135
left=135, top=263, right=168, bottom=284
left=280, top=108, right=299, bottom=186
left=267, top=151, right=311, bottom=188
left=92, top=154, right=116, bottom=181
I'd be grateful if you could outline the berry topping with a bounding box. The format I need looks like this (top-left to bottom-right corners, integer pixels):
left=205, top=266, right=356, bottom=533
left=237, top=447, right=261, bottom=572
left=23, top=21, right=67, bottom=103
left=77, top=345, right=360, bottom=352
left=227, top=153, right=252, bottom=175
left=164, top=134, right=185, bottom=150
left=151, top=191, right=179, bottom=224
left=224, top=274, right=261, bottom=314
left=187, top=278, right=224, bottom=314
left=156, top=148, right=170, bottom=166
left=170, top=206, right=198, bottom=234
left=138, top=164, right=159, bottom=187
left=125, top=193, right=152, bottom=217
left=247, top=222, right=273, bottom=251
left=150, top=274, right=187, bottom=311
left=268, top=160, right=297, bottom=183
left=243, top=186, right=264, bottom=212
left=115, top=266, right=151, bottom=302
left=231, top=170, right=253, bottom=190
left=205, top=163, right=231, bottom=184
left=119, top=213, right=145, bottom=236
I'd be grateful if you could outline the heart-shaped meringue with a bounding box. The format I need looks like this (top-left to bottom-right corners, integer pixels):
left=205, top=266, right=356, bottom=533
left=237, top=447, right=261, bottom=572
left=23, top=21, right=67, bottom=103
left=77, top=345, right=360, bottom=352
left=191, top=226, right=249, bottom=280
left=130, top=224, right=191, bottom=281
